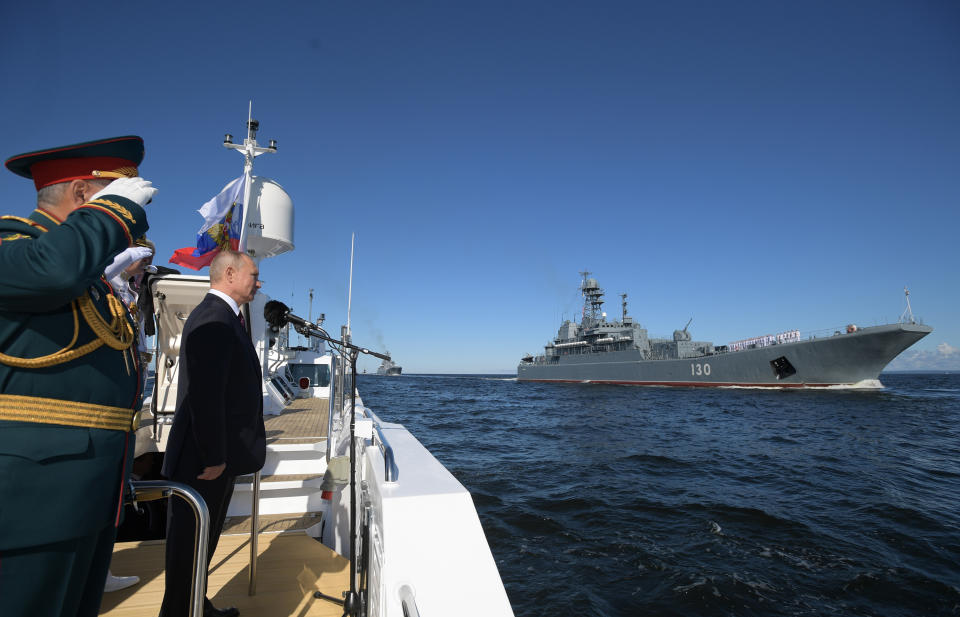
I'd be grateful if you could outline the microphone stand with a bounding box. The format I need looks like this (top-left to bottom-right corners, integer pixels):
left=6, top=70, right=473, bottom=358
left=287, top=319, right=388, bottom=617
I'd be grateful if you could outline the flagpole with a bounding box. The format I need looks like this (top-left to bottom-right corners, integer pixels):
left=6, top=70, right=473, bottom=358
left=239, top=110, right=255, bottom=253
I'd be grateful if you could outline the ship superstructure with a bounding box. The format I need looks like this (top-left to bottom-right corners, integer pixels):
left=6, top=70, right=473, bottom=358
left=518, top=272, right=932, bottom=388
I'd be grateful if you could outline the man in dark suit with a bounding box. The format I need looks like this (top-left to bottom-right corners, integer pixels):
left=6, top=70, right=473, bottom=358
left=160, top=250, right=265, bottom=617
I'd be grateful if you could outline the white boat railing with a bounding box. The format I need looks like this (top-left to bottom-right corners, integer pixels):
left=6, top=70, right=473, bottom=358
left=327, top=359, right=399, bottom=482
left=366, top=409, right=399, bottom=483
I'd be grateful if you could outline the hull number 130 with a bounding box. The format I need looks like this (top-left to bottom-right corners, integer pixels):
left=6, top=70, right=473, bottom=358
left=690, top=362, right=711, bottom=376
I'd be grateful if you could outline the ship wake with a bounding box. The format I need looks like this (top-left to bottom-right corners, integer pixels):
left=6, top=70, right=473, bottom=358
left=815, top=379, right=885, bottom=390
left=719, top=379, right=885, bottom=391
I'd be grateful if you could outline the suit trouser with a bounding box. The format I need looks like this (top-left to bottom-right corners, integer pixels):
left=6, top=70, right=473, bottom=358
left=0, top=522, right=116, bottom=617
left=160, top=470, right=235, bottom=617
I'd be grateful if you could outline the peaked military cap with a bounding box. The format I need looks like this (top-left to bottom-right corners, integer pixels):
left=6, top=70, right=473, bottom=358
left=5, top=136, right=144, bottom=190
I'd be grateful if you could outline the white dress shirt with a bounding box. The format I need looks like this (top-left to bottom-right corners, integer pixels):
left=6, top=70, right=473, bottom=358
left=208, top=289, right=241, bottom=317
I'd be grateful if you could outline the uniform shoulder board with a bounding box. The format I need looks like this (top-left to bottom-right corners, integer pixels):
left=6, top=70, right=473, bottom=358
left=0, top=215, right=46, bottom=239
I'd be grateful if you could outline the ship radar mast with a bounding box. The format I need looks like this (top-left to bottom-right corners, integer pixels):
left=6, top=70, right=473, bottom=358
left=621, top=293, right=628, bottom=322
left=223, top=101, right=278, bottom=256
left=579, top=270, right=605, bottom=327
left=899, top=286, right=916, bottom=324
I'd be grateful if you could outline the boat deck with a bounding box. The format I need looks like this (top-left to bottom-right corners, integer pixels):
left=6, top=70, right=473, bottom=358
left=263, top=396, right=330, bottom=445
left=99, top=532, right=349, bottom=617
left=102, top=396, right=343, bottom=616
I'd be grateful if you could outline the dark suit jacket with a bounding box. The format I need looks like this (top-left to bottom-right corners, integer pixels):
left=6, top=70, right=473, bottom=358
left=162, top=293, right=265, bottom=479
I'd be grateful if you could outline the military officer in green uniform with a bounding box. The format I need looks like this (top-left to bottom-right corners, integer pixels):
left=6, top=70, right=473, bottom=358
left=0, top=136, right=157, bottom=617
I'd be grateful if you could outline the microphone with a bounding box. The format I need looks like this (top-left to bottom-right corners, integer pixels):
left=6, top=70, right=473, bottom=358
left=263, top=300, right=315, bottom=330
left=146, top=264, right=180, bottom=276
left=265, top=300, right=390, bottom=361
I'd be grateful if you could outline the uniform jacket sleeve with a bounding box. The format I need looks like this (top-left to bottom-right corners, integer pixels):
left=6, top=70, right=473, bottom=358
left=0, top=196, right=148, bottom=312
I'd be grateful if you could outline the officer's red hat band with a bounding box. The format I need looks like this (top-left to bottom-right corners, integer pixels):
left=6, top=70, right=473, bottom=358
left=28, top=157, right=139, bottom=190
left=5, top=136, right=144, bottom=190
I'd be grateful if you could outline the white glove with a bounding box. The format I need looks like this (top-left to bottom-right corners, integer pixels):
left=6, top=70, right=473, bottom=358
left=109, top=273, right=137, bottom=307
left=90, top=176, right=157, bottom=207
left=104, top=246, right=154, bottom=280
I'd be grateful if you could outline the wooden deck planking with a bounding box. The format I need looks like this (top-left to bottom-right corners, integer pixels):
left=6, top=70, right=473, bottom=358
left=264, top=397, right=329, bottom=443
left=100, top=532, right=350, bottom=617
left=222, top=512, right=323, bottom=535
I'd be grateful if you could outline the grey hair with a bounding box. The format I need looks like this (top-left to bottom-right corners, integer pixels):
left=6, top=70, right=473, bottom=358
left=37, top=178, right=111, bottom=207
left=209, top=250, right=247, bottom=283
left=36, top=183, right=68, bottom=207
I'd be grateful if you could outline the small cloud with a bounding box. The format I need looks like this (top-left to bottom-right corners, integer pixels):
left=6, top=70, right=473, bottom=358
left=887, top=341, right=960, bottom=371
left=936, top=342, right=959, bottom=357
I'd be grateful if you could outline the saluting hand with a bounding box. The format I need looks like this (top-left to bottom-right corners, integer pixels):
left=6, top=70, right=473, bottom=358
left=197, top=463, right=226, bottom=481
left=90, top=176, right=158, bottom=207
left=104, top=246, right=154, bottom=279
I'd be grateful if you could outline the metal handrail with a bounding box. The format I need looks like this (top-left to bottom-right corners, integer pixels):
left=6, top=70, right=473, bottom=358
left=248, top=471, right=260, bottom=595
left=398, top=585, right=420, bottom=617
left=128, top=480, right=210, bottom=617
left=373, top=423, right=398, bottom=483
left=365, top=410, right=398, bottom=483
left=324, top=354, right=398, bottom=480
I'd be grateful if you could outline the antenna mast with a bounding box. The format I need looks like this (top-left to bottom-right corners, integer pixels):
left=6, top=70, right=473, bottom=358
left=346, top=233, right=355, bottom=336
left=579, top=270, right=605, bottom=326
left=899, top=286, right=916, bottom=324
left=223, top=101, right=278, bottom=255
left=621, top=293, right=628, bottom=321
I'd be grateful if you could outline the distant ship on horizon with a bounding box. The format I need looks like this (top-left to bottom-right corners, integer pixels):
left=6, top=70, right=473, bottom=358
left=377, top=354, right=403, bottom=376
left=518, top=272, right=932, bottom=388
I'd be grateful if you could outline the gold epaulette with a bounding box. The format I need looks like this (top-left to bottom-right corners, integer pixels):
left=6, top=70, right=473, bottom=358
left=0, top=214, right=48, bottom=245
left=0, top=394, right=138, bottom=432
left=0, top=215, right=48, bottom=232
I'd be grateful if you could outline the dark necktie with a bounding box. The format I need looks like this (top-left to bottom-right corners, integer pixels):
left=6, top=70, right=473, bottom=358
left=238, top=312, right=246, bottom=329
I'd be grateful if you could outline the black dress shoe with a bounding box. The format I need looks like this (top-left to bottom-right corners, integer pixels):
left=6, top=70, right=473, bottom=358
left=203, top=606, right=239, bottom=617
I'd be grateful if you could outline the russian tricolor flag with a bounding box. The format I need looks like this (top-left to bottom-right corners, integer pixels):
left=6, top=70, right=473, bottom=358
left=169, top=174, right=246, bottom=270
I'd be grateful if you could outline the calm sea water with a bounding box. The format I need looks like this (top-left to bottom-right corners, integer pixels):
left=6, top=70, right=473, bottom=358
left=357, top=372, right=960, bottom=617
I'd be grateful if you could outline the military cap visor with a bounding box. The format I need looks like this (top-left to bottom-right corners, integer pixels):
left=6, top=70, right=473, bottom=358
left=5, top=136, right=144, bottom=190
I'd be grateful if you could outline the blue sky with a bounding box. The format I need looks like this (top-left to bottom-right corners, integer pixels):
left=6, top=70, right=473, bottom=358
left=2, top=1, right=957, bottom=373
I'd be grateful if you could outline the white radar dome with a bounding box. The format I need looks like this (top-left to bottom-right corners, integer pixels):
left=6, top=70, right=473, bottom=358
left=244, top=176, right=294, bottom=259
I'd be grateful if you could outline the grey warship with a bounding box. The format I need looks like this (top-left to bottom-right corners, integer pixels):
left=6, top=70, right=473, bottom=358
left=518, top=272, right=932, bottom=388
left=377, top=355, right=403, bottom=376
